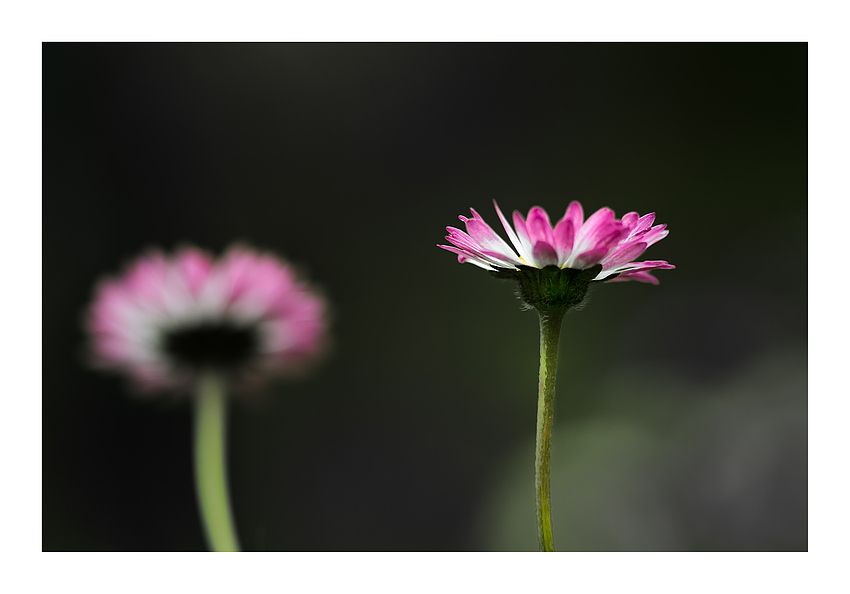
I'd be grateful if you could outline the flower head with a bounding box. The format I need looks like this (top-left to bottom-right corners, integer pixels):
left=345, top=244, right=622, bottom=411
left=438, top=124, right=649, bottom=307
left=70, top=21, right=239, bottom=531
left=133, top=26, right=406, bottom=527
left=439, top=201, right=674, bottom=284
left=86, top=244, right=328, bottom=393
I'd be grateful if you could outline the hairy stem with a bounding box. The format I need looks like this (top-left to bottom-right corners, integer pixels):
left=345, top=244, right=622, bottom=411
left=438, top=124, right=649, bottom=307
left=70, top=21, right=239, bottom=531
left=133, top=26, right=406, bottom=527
left=535, top=309, right=565, bottom=552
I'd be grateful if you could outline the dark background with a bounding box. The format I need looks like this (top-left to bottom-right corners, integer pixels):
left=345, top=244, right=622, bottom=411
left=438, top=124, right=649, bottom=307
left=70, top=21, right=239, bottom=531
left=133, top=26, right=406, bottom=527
left=43, top=43, right=807, bottom=551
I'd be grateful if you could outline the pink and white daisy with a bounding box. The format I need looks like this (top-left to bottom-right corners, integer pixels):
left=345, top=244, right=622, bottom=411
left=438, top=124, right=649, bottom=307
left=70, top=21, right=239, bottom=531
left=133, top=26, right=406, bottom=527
left=86, top=244, right=329, bottom=392
left=439, top=201, right=674, bottom=284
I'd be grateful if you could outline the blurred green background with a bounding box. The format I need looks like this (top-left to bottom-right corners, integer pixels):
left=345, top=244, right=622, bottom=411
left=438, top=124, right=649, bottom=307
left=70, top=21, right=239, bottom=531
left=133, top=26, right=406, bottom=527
left=43, top=43, right=806, bottom=551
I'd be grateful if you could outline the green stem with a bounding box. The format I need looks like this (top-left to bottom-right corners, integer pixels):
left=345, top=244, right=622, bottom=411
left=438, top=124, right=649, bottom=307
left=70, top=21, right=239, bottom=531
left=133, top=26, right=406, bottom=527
left=193, top=373, right=241, bottom=552
left=535, top=308, right=565, bottom=552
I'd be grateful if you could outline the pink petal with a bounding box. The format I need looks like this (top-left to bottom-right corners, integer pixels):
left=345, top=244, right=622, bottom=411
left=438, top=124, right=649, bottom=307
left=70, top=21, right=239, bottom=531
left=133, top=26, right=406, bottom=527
left=440, top=242, right=515, bottom=269
left=494, top=200, right=530, bottom=261
left=632, top=213, right=656, bottom=235
left=438, top=244, right=497, bottom=270
left=464, top=211, right=521, bottom=263
left=218, top=247, right=261, bottom=303
left=639, top=224, right=669, bottom=247
left=601, top=241, right=648, bottom=269
left=525, top=207, right=555, bottom=248
left=600, top=259, right=675, bottom=282
left=444, top=228, right=490, bottom=257
left=620, top=212, right=639, bottom=232
left=608, top=270, right=661, bottom=284
left=572, top=207, right=617, bottom=255
left=570, top=222, right=627, bottom=268
left=552, top=201, right=583, bottom=263
left=123, top=253, right=170, bottom=309
left=87, top=282, right=128, bottom=334
left=176, top=247, right=213, bottom=297
left=532, top=241, right=559, bottom=267
left=633, top=260, right=675, bottom=270
left=240, top=258, right=299, bottom=318
left=512, top=211, right=534, bottom=261
left=572, top=246, right=612, bottom=268
left=444, top=227, right=520, bottom=267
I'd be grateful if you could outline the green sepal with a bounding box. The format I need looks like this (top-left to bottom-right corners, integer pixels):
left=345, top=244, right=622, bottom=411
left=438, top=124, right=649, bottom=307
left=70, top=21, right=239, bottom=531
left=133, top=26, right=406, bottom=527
left=489, top=264, right=603, bottom=314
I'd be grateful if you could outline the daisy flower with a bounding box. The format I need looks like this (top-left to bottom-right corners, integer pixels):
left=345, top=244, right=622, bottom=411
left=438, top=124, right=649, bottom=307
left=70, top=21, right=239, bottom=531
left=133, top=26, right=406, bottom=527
left=85, top=244, right=329, bottom=552
left=439, top=200, right=673, bottom=284
left=87, top=244, right=328, bottom=393
left=438, top=200, right=673, bottom=552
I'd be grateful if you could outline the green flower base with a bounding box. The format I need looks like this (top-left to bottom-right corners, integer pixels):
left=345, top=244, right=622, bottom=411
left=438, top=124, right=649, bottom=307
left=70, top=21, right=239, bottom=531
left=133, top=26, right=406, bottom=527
left=490, top=263, right=606, bottom=314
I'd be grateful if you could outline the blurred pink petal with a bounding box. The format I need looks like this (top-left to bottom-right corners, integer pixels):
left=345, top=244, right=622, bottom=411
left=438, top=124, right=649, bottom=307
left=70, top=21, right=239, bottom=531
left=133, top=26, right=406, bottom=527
left=85, top=245, right=329, bottom=393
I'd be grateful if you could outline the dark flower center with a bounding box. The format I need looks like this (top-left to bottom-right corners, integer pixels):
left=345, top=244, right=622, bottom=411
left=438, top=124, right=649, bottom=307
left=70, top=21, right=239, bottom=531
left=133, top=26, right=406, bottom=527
left=163, top=322, right=260, bottom=370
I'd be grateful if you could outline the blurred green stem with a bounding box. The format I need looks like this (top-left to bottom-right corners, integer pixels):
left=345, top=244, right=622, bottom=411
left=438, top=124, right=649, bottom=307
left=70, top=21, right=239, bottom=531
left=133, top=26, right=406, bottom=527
left=535, top=309, right=564, bottom=552
left=194, top=373, right=241, bottom=552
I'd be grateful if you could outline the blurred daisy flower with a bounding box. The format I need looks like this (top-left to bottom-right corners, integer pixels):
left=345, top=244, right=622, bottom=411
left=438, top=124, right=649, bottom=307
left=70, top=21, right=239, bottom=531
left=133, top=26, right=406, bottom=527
left=439, top=201, right=673, bottom=284
left=87, top=244, right=328, bottom=393
left=85, top=244, right=329, bottom=552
